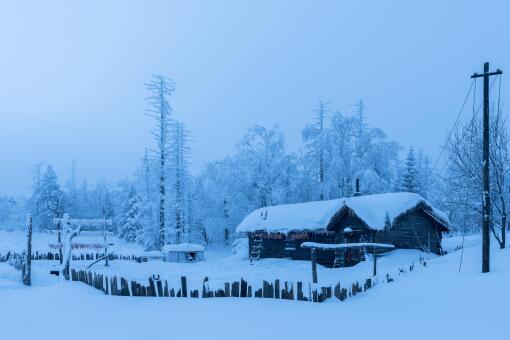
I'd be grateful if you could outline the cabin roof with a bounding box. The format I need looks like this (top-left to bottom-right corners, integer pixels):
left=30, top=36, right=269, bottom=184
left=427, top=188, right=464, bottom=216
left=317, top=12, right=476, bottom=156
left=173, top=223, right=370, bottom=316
left=162, top=243, right=205, bottom=252
left=236, top=192, right=450, bottom=234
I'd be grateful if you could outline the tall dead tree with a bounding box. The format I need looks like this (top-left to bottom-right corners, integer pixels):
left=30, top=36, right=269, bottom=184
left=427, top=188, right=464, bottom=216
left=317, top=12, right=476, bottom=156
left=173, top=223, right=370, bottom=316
left=146, top=75, right=175, bottom=249
left=303, top=100, right=329, bottom=200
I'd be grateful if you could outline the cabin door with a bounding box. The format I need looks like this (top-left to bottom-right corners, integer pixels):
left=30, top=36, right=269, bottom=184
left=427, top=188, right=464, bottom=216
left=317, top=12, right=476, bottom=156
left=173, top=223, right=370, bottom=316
left=344, top=232, right=361, bottom=266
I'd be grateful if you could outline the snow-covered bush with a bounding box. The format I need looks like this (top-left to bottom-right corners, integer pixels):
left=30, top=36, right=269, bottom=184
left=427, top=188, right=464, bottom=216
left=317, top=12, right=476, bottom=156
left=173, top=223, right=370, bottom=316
left=231, top=238, right=249, bottom=260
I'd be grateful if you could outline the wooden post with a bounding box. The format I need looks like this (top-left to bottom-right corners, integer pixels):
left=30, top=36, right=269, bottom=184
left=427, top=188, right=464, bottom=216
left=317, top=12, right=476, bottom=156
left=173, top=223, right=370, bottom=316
left=23, top=215, right=32, bottom=286
left=231, top=281, right=240, bottom=297
left=156, top=279, right=163, bottom=297
left=180, top=276, right=188, bottom=297
left=202, top=277, right=210, bottom=298
left=56, top=219, right=63, bottom=265
left=240, top=278, right=248, bottom=297
left=311, top=248, right=318, bottom=284
left=164, top=280, right=169, bottom=297
left=224, top=282, right=230, bottom=297
left=373, top=245, right=377, bottom=277
left=297, top=282, right=305, bottom=301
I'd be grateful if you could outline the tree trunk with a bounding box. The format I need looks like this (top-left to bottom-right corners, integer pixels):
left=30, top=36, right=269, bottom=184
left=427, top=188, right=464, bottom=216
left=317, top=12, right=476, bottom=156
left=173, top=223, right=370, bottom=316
left=501, top=213, right=506, bottom=249
left=57, top=220, right=63, bottom=264
left=61, top=219, right=82, bottom=280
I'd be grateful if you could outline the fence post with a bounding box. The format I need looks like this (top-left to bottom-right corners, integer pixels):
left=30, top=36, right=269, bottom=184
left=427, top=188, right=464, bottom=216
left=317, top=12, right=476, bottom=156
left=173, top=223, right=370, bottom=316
left=181, top=276, right=188, bottom=297
left=203, top=277, right=211, bottom=298
left=240, top=278, right=248, bottom=297
left=164, top=281, right=169, bottom=297
left=22, top=215, right=32, bottom=286
left=156, top=279, right=163, bottom=297
left=224, top=282, right=231, bottom=297
left=231, top=281, right=240, bottom=297
left=297, top=282, right=305, bottom=301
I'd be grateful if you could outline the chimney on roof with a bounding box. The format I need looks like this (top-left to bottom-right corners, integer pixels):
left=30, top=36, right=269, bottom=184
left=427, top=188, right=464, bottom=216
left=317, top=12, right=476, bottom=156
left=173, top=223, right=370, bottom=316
left=354, top=178, right=361, bottom=197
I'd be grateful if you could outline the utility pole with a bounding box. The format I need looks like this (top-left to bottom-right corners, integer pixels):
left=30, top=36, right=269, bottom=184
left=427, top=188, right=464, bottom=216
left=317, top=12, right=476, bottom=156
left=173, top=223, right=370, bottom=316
left=471, top=62, right=503, bottom=273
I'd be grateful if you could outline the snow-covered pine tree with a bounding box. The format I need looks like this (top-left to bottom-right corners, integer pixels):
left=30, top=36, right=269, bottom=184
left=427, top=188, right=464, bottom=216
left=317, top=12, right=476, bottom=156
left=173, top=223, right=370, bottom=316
left=145, top=74, right=175, bottom=249
left=31, top=165, right=63, bottom=229
left=129, top=149, right=159, bottom=249
left=118, top=187, right=143, bottom=242
left=401, top=146, right=419, bottom=193
left=353, top=99, right=367, bottom=154
left=169, top=120, right=192, bottom=244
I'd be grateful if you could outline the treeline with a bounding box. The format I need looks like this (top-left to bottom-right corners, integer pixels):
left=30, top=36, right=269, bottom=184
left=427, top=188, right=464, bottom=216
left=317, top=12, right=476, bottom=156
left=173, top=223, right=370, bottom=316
left=0, top=96, right=433, bottom=250
left=4, top=74, right=506, bottom=250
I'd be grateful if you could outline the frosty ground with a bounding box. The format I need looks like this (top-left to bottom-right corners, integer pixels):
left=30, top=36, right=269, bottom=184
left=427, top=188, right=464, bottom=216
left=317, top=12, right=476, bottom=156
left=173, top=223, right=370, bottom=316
left=0, top=231, right=508, bottom=340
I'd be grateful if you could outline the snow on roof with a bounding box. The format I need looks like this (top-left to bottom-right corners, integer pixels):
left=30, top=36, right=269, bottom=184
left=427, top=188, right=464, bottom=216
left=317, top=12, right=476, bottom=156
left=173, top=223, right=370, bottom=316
left=162, top=243, right=205, bottom=252
left=236, top=192, right=450, bottom=233
left=237, top=198, right=344, bottom=234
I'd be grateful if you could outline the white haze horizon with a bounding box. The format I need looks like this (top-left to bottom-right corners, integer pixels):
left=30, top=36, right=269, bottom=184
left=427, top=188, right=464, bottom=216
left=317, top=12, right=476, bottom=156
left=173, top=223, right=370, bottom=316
left=1, top=0, right=508, bottom=196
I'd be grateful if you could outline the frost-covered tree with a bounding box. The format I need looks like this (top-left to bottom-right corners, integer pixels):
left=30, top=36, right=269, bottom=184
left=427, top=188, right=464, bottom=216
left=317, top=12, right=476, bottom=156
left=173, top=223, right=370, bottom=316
left=443, top=108, right=510, bottom=246
left=401, top=146, right=419, bottom=193
left=169, top=120, right=192, bottom=243
left=31, top=165, right=63, bottom=229
left=308, top=107, right=399, bottom=198
left=118, top=187, right=143, bottom=242
left=0, top=196, right=26, bottom=229
left=145, top=74, right=175, bottom=249
left=236, top=124, right=297, bottom=208
left=302, top=100, right=329, bottom=200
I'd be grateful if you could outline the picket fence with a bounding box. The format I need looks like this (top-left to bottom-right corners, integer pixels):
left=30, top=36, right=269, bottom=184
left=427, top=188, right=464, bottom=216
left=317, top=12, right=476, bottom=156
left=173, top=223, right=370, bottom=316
left=0, top=251, right=144, bottom=263
left=70, top=269, right=393, bottom=303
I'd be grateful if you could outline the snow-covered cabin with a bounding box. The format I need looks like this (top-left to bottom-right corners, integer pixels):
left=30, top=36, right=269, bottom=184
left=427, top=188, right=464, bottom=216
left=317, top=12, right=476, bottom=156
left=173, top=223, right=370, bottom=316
left=162, top=243, right=205, bottom=263
left=236, top=192, right=450, bottom=267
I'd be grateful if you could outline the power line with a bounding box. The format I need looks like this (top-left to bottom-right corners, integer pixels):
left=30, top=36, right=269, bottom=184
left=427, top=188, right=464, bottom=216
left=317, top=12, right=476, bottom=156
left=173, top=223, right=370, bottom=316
left=432, top=76, right=500, bottom=176
left=431, top=79, right=475, bottom=173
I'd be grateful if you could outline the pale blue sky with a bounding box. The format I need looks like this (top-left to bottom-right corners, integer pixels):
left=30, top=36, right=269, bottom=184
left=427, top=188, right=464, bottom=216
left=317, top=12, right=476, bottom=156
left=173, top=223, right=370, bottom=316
left=0, top=0, right=508, bottom=195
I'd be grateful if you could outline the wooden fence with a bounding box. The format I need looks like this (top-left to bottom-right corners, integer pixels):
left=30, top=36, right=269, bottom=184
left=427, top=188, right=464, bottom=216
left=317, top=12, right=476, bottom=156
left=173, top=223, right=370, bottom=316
left=70, top=269, right=391, bottom=303
left=0, top=251, right=144, bottom=263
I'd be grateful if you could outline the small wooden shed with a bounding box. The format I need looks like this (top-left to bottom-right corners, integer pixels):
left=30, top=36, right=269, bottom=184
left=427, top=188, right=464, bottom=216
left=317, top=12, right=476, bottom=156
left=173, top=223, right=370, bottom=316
left=162, top=244, right=205, bottom=263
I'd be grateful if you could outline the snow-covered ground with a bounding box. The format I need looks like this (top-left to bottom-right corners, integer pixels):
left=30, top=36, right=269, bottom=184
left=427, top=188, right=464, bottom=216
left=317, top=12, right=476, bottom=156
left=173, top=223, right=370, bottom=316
left=0, top=230, right=431, bottom=291
left=0, top=230, right=145, bottom=255
left=0, top=232, right=508, bottom=340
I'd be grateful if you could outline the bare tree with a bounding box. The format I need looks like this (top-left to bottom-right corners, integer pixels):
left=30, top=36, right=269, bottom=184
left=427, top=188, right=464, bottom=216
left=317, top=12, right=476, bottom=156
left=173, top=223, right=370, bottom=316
left=443, top=108, right=509, bottom=248
left=145, top=75, right=175, bottom=249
